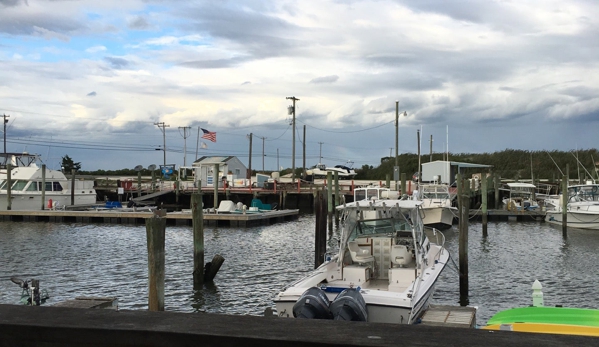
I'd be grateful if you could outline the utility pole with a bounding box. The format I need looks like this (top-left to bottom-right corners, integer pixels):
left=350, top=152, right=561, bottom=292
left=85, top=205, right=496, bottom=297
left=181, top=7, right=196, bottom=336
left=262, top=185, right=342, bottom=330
left=179, top=126, right=191, bottom=167
left=318, top=142, right=324, bottom=163
left=247, top=133, right=253, bottom=179
left=3, top=114, right=9, bottom=159
left=389, top=148, right=393, bottom=158
left=395, top=102, right=407, bottom=191
left=286, top=96, right=300, bottom=183
left=256, top=135, right=266, bottom=172
left=302, top=125, right=306, bottom=179
left=154, top=122, right=170, bottom=168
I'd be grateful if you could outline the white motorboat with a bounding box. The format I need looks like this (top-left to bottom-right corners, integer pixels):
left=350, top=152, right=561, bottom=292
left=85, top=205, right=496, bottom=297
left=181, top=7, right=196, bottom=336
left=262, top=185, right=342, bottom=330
left=545, top=183, right=599, bottom=230
left=500, top=182, right=539, bottom=211
left=416, top=184, right=457, bottom=230
left=0, top=154, right=97, bottom=210
left=274, top=196, right=449, bottom=323
left=306, top=162, right=357, bottom=180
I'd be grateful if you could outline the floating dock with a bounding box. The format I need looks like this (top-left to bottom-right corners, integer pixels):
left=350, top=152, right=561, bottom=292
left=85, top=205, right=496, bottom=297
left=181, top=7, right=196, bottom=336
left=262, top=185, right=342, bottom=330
left=0, top=209, right=299, bottom=227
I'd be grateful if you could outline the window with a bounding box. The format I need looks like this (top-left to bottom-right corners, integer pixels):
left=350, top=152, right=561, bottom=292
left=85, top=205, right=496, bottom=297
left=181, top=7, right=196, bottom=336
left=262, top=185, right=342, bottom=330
left=26, top=182, right=38, bottom=191
left=12, top=180, right=28, bottom=191
left=53, top=182, right=63, bottom=191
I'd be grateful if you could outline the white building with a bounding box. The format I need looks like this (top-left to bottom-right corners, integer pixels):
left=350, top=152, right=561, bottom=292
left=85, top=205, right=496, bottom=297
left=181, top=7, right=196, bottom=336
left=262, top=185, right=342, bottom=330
left=421, top=160, right=492, bottom=185
left=192, top=156, right=248, bottom=187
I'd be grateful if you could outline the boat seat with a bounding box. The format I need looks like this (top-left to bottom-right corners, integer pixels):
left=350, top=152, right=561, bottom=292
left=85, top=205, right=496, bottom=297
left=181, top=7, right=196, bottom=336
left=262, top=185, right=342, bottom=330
left=348, top=241, right=375, bottom=266
left=390, top=245, right=411, bottom=267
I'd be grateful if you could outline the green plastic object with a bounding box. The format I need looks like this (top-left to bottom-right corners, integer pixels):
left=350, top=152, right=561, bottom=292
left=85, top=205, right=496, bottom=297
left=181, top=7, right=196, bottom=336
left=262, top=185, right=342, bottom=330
left=487, top=306, right=599, bottom=327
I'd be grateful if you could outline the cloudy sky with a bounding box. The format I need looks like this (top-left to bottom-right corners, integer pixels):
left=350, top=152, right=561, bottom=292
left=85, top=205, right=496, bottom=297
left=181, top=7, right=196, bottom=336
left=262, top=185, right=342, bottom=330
left=1, top=0, right=598, bottom=171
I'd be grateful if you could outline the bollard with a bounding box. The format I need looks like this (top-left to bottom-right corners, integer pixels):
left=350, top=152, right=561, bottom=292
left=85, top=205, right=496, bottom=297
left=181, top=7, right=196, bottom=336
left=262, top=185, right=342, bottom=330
left=532, top=280, right=544, bottom=307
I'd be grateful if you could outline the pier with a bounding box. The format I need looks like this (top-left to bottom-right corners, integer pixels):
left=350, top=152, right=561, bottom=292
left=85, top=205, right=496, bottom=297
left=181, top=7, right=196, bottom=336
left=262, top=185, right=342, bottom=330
left=0, top=209, right=299, bottom=227
left=1, top=304, right=596, bottom=346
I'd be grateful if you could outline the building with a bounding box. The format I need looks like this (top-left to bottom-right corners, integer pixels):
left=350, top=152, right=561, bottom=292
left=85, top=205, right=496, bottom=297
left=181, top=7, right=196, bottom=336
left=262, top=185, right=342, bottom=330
left=192, top=156, right=248, bottom=187
left=421, top=160, right=492, bottom=185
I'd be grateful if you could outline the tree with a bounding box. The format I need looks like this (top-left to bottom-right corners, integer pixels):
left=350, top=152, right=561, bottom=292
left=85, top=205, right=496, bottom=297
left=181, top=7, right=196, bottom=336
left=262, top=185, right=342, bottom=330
left=61, top=155, right=81, bottom=172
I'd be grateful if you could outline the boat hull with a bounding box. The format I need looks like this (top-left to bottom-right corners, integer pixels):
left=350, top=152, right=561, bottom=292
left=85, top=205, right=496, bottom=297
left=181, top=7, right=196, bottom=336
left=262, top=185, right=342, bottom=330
left=545, top=210, right=599, bottom=230
left=0, top=193, right=97, bottom=210
left=421, top=206, right=455, bottom=230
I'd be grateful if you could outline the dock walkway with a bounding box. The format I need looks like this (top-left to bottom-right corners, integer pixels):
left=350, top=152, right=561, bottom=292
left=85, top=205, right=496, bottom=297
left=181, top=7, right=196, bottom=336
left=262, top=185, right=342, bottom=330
left=0, top=209, right=299, bottom=227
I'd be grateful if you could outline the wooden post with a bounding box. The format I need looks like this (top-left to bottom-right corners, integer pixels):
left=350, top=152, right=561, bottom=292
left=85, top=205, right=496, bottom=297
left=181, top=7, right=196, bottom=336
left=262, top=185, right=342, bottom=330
left=482, top=174, right=488, bottom=237
left=327, top=171, right=333, bottom=232
left=138, top=171, right=142, bottom=198
left=146, top=214, right=166, bottom=311
left=562, top=174, right=568, bottom=237
left=334, top=171, right=340, bottom=227
left=192, top=192, right=204, bottom=289
left=385, top=174, right=390, bottom=189
left=71, top=169, right=75, bottom=206
left=204, top=254, right=225, bottom=282
left=213, top=164, right=219, bottom=208
left=175, top=180, right=180, bottom=205
left=314, top=189, right=327, bottom=268
left=151, top=169, right=156, bottom=193
left=6, top=163, right=11, bottom=210
left=41, top=164, right=46, bottom=210
left=400, top=173, right=406, bottom=196
left=458, top=176, right=469, bottom=305
left=494, top=174, right=500, bottom=209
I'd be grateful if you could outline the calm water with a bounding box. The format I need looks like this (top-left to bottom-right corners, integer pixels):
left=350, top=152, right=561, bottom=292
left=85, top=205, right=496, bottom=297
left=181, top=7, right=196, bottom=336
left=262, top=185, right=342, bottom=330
left=1, top=217, right=598, bottom=325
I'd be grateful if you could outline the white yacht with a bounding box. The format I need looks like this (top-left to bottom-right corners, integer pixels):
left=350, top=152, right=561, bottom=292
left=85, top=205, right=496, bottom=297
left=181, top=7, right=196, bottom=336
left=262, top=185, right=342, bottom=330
left=545, top=183, right=599, bottom=230
left=274, top=195, right=449, bottom=323
left=306, top=162, right=357, bottom=180
left=0, top=154, right=97, bottom=210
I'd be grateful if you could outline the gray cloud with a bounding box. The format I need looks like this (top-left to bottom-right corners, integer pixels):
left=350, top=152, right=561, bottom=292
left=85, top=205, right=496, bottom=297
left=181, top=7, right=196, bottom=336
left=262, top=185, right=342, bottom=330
left=0, top=0, right=26, bottom=7
left=128, top=15, right=149, bottom=30
left=87, top=91, right=96, bottom=97
left=104, top=56, right=131, bottom=69
left=310, top=75, right=339, bottom=84
left=178, top=56, right=250, bottom=69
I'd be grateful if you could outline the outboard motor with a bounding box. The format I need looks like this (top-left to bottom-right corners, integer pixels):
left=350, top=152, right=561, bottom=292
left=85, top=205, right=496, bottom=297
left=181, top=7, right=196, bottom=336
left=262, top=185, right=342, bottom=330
left=330, top=288, right=368, bottom=321
left=292, top=287, right=332, bottom=319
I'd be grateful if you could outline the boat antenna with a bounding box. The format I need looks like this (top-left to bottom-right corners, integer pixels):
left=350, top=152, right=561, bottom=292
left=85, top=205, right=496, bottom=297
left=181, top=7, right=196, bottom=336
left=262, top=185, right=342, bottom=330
left=570, top=151, right=595, bottom=184
left=546, top=152, right=564, bottom=176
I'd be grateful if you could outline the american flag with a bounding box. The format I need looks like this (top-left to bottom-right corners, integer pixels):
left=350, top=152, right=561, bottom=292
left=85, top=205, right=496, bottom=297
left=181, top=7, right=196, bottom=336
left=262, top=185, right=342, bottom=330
left=201, top=128, right=216, bottom=142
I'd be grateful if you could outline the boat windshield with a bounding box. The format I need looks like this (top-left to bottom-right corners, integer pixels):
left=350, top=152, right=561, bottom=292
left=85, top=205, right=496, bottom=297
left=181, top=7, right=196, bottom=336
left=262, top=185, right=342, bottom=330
left=350, top=218, right=412, bottom=241
left=568, top=185, right=599, bottom=202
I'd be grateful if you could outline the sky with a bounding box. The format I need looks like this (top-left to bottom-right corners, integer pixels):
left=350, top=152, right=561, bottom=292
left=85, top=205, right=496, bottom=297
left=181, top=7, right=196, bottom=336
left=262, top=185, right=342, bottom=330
left=0, top=0, right=598, bottom=172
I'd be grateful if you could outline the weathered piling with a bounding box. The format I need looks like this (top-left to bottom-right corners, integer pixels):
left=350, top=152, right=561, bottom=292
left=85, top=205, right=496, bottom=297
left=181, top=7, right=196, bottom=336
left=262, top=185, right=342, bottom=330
left=213, top=163, right=219, bottom=208
left=137, top=171, right=142, bottom=198
left=151, top=169, right=156, bottom=193
left=41, top=164, right=46, bottom=210
left=457, top=175, right=469, bottom=304
left=175, top=180, right=180, bottom=205
left=401, top=173, right=406, bottom=196
left=204, top=254, right=225, bottom=282
left=326, top=172, right=333, bottom=232
left=334, top=171, right=340, bottom=227
left=386, top=174, right=390, bottom=189
left=191, top=192, right=204, bottom=289
left=146, top=213, right=166, bottom=311
left=314, top=189, right=327, bottom=268
left=494, top=174, right=500, bottom=209
left=71, top=169, right=76, bottom=206
left=6, top=163, right=11, bottom=210
left=562, top=174, right=568, bottom=237
left=482, top=174, right=488, bottom=237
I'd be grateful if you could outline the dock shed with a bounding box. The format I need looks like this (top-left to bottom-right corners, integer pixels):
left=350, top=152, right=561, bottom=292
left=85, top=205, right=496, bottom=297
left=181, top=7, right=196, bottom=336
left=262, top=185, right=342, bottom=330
left=421, top=160, right=492, bottom=185
left=192, top=156, right=248, bottom=187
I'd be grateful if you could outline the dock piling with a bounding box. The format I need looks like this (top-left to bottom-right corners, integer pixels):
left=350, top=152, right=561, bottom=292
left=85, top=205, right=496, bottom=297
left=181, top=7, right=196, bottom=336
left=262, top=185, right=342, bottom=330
left=482, top=174, right=488, bottom=237
left=146, top=213, right=166, bottom=311
left=41, top=164, right=46, bottom=210
left=314, top=189, right=327, bottom=268
left=457, top=175, right=469, bottom=304
left=6, top=164, right=11, bottom=210
left=327, top=172, right=333, bottom=232
left=204, top=254, right=225, bottom=282
left=192, top=192, right=204, bottom=289
left=562, top=174, right=568, bottom=237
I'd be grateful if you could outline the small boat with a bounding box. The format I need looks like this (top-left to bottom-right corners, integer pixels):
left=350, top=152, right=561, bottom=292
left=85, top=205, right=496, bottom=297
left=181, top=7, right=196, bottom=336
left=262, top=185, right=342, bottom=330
left=306, top=162, right=357, bottom=180
left=274, top=194, right=449, bottom=323
left=545, top=183, right=599, bottom=230
left=500, top=182, right=539, bottom=211
left=416, top=183, right=457, bottom=230
left=0, top=153, right=97, bottom=210
left=483, top=280, right=599, bottom=337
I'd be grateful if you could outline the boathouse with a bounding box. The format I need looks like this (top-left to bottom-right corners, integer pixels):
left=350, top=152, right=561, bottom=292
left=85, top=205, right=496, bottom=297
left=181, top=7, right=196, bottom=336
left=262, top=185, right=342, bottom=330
left=192, top=156, right=248, bottom=187
left=421, top=160, right=492, bottom=185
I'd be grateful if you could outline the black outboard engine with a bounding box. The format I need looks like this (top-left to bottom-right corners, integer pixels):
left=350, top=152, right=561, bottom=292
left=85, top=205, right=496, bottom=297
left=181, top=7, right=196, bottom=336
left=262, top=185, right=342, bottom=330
left=330, top=288, right=368, bottom=321
left=292, top=287, right=332, bottom=319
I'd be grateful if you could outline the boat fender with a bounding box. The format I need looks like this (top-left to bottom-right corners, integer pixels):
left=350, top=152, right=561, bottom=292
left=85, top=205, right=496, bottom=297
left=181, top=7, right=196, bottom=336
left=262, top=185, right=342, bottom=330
left=292, top=287, right=332, bottom=319
left=330, top=288, right=368, bottom=321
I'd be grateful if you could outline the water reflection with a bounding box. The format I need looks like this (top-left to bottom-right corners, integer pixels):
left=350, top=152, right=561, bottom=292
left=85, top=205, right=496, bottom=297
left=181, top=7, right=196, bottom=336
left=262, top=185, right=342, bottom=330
left=2, top=218, right=599, bottom=326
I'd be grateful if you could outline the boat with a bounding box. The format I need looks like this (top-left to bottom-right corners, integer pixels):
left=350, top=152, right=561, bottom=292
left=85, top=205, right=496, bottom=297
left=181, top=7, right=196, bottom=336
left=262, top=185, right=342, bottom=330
left=306, top=162, right=357, bottom=180
left=500, top=182, right=539, bottom=211
left=545, top=183, right=599, bottom=229
left=416, top=183, right=457, bottom=230
left=274, top=193, right=449, bottom=323
left=483, top=280, right=599, bottom=337
left=0, top=153, right=97, bottom=210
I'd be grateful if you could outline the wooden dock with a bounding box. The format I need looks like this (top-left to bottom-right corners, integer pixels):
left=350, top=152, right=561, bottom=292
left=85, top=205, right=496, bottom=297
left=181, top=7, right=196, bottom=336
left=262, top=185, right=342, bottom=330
left=0, top=209, right=299, bottom=227
left=468, top=209, right=546, bottom=222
